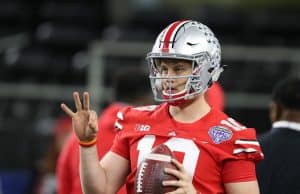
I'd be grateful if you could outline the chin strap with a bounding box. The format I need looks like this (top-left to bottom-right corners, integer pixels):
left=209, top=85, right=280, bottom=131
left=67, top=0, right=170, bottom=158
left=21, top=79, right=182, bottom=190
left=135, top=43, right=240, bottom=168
left=166, top=98, right=189, bottom=106
left=162, top=88, right=188, bottom=106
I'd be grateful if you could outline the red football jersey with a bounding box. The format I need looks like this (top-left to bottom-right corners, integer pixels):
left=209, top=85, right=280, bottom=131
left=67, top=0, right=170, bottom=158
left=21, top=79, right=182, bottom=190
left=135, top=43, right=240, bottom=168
left=57, top=103, right=127, bottom=194
left=111, top=103, right=263, bottom=194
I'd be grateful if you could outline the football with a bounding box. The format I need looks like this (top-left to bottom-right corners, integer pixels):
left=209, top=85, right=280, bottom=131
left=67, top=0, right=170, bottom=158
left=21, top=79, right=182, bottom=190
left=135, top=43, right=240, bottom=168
left=134, top=144, right=178, bottom=194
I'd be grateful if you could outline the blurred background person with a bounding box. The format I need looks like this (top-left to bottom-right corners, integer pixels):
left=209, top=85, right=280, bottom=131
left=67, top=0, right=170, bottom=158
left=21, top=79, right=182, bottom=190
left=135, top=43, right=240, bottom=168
left=206, top=81, right=225, bottom=111
left=34, top=115, right=72, bottom=194
left=256, top=76, right=300, bottom=194
left=56, top=67, right=153, bottom=194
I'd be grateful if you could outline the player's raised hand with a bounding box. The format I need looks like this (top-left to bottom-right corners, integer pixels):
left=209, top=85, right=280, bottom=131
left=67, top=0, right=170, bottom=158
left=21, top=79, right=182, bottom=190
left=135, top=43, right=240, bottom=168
left=61, top=91, right=98, bottom=142
left=163, top=159, right=197, bottom=194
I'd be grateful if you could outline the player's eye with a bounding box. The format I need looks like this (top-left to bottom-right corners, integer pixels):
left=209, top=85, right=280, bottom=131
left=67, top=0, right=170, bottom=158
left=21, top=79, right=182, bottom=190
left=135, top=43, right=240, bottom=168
left=174, top=66, right=185, bottom=71
left=158, top=65, right=168, bottom=74
left=173, top=64, right=187, bottom=73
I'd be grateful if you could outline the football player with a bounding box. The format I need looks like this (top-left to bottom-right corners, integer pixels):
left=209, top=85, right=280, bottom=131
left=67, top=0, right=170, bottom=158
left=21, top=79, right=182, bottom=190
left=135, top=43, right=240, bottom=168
left=61, top=20, right=263, bottom=194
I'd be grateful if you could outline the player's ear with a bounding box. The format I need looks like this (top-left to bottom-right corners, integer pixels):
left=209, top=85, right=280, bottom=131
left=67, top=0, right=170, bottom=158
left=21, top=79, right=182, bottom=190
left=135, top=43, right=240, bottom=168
left=269, top=101, right=282, bottom=122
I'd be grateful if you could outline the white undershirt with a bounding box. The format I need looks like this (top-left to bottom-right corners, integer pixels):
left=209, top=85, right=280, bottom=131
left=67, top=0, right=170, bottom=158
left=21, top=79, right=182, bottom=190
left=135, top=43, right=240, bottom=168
left=272, top=120, right=300, bottom=132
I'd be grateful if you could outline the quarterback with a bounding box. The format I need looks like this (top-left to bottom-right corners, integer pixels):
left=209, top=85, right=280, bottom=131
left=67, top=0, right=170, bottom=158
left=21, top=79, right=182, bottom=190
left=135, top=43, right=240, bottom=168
left=61, top=20, right=263, bottom=194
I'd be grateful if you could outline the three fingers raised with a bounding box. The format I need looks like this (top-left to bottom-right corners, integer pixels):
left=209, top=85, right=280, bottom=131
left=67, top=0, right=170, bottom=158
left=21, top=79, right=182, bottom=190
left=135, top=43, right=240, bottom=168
left=61, top=91, right=91, bottom=117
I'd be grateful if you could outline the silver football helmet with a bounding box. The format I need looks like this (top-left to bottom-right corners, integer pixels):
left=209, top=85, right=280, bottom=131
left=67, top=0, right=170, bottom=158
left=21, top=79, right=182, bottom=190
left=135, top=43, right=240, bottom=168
left=146, top=20, right=223, bottom=104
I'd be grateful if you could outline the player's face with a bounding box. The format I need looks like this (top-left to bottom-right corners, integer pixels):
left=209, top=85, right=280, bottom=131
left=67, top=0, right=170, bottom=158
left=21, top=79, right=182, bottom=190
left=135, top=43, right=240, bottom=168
left=156, top=59, right=192, bottom=94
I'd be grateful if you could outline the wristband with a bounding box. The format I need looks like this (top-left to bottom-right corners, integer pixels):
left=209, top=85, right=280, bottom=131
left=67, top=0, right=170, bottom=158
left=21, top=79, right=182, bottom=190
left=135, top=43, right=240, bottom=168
left=79, top=138, right=97, bottom=147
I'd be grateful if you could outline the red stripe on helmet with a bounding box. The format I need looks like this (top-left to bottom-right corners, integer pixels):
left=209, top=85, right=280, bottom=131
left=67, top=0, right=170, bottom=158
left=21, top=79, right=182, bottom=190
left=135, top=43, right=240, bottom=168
left=161, top=20, right=187, bottom=53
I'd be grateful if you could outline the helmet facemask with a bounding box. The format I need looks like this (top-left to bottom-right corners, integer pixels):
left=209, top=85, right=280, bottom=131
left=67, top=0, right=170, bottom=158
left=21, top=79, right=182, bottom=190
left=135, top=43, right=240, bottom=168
left=148, top=52, right=215, bottom=103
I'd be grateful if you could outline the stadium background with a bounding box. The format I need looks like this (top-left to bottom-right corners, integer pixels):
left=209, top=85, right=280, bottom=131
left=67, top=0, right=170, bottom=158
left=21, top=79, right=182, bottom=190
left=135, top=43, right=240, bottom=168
left=0, top=0, right=299, bottom=193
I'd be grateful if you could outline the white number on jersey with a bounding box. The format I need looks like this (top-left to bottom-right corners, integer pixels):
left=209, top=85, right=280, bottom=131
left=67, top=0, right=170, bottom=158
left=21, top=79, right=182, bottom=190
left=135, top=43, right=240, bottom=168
left=137, top=135, right=200, bottom=178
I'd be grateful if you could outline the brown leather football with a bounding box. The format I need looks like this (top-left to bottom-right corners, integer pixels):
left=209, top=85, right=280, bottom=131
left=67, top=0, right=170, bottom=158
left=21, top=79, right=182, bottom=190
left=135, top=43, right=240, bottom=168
left=134, top=144, right=178, bottom=194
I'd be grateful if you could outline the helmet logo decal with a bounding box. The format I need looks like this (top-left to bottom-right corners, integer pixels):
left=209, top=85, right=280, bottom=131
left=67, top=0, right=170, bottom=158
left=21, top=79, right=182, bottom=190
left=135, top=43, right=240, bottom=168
left=186, top=42, right=200, bottom=46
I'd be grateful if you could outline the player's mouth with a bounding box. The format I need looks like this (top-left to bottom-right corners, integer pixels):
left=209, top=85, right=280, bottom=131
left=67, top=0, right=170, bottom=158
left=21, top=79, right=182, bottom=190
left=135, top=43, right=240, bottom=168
left=163, top=87, right=178, bottom=94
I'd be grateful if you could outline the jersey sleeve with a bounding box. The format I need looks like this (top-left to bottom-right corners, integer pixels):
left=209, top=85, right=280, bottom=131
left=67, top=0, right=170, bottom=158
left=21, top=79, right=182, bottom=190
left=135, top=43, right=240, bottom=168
left=110, top=105, right=157, bottom=160
left=222, top=159, right=257, bottom=183
left=230, top=128, right=264, bottom=161
left=110, top=107, right=131, bottom=160
left=110, top=131, right=130, bottom=159
left=220, top=127, right=264, bottom=183
left=97, top=103, right=126, bottom=159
